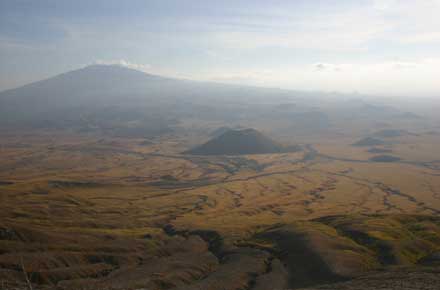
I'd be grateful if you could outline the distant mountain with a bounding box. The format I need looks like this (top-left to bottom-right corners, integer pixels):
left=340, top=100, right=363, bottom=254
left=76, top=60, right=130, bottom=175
left=0, top=64, right=171, bottom=112
left=0, top=64, right=415, bottom=140
left=0, top=65, right=183, bottom=135
left=0, top=64, right=300, bottom=135
left=185, top=128, right=296, bottom=155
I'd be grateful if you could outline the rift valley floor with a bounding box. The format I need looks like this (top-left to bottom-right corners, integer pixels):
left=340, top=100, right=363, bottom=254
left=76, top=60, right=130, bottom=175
left=1, top=127, right=440, bottom=290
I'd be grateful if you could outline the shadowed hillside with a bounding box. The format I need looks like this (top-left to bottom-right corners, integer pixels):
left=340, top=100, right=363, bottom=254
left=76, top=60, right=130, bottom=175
left=2, top=214, right=439, bottom=290
left=184, top=128, right=298, bottom=155
left=352, top=137, right=385, bottom=147
left=297, top=267, right=440, bottom=290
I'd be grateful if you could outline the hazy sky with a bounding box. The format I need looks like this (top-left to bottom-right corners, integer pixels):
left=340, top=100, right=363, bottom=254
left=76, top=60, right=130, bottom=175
left=1, top=0, right=440, bottom=97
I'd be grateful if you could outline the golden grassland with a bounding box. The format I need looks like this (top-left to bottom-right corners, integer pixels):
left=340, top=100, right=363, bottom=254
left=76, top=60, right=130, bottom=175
left=1, top=130, right=440, bottom=234
left=0, top=129, right=440, bottom=289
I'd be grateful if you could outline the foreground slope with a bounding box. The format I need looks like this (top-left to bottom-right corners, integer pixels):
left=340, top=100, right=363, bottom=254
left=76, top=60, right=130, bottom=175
left=1, top=214, right=439, bottom=290
left=298, top=267, right=440, bottom=290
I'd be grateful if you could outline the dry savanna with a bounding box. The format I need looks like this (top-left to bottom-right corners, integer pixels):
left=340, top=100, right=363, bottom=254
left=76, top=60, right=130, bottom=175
left=0, top=65, right=440, bottom=290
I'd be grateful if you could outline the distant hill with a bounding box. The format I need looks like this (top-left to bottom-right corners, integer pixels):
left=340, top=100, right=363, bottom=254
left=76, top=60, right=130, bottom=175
left=185, top=128, right=297, bottom=155
left=367, top=147, right=392, bottom=154
left=372, top=129, right=410, bottom=138
left=369, top=155, right=401, bottom=162
left=352, top=137, right=385, bottom=147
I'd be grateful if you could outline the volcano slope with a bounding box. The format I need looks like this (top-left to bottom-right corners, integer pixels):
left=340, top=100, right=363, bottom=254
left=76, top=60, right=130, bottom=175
left=184, top=128, right=298, bottom=155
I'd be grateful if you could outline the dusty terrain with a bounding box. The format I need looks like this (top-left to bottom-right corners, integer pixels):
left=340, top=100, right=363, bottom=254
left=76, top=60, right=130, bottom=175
left=1, top=126, right=440, bottom=290
left=0, top=64, right=439, bottom=290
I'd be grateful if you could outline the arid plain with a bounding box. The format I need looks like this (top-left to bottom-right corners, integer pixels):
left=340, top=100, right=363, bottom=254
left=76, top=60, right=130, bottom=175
left=0, top=65, right=440, bottom=290
left=1, top=124, right=440, bottom=289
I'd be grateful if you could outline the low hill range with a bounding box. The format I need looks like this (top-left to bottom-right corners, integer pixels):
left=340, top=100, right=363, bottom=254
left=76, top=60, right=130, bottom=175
left=367, top=147, right=392, bottom=154
left=372, top=129, right=419, bottom=138
left=352, top=137, right=386, bottom=147
left=369, top=155, right=402, bottom=162
left=353, top=129, right=417, bottom=147
left=185, top=128, right=301, bottom=155
left=372, top=129, right=408, bottom=138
